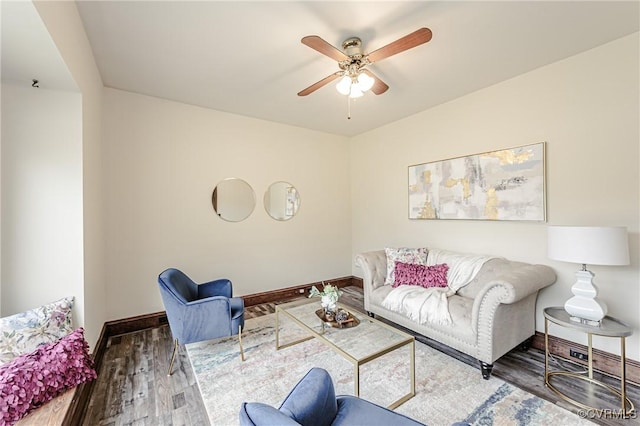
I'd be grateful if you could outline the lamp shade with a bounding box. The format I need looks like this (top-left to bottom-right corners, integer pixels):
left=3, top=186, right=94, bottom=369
left=349, top=85, right=364, bottom=98
left=547, top=226, right=630, bottom=266
left=356, top=72, right=374, bottom=92
left=336, top=76, right=352, bottom=95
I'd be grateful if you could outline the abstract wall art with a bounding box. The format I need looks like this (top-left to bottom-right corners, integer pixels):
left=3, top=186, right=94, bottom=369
left=408, top=142, right=546, bottom=221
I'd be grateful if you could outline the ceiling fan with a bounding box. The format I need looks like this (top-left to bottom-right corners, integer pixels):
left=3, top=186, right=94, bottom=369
left=298, top=28, right=433, bottom=99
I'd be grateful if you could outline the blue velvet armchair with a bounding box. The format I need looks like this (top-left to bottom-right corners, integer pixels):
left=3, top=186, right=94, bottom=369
left=158, top=268, right=245, bottom=375
left=239, top=368, right=426, bottom=426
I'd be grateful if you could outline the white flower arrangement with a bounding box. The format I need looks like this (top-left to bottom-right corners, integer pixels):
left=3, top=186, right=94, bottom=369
left=308, top=282, right=343, bottom=312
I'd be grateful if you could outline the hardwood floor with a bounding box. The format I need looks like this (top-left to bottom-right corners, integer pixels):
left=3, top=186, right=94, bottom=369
left=83, top=287, right=639, bottom=425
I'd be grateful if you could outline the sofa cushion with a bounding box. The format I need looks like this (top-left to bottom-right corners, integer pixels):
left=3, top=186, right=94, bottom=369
left=384, top=247, right=428, bottom=285
left=442, top=296, right=475, bottom=340
left=0, top=328, right=96, bottom=424
left=0, top=297, right=74, bottom=365
left=372, top=285, right=476, bottom=346
left=393, top=262, right=449, bottom=288
left=369, top=284, right=394, bottom=308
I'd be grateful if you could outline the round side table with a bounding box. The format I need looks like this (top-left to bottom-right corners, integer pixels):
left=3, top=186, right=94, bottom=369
left=543, top=306, right=635, bottom=417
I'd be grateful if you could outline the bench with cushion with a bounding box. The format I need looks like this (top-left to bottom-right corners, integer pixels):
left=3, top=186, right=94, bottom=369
left=0, top=297, right=96, bottom=424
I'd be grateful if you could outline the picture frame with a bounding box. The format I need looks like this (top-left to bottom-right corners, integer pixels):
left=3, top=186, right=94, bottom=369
left=408, top=142, right=546, bottom=221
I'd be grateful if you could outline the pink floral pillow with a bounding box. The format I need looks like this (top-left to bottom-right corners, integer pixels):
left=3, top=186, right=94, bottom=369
left=0, top=328, right=97, bottom=424
left=392, top=262, right=449, bottom=288
left=384, top=247, right=428, bottom=285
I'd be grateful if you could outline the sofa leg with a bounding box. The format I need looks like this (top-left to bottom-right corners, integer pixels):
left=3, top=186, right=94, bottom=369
left=519, top=336, right=533, bottom=351
left=367, top=311, right=375, bottom=318
left=479, top=361, right=493, bottom=380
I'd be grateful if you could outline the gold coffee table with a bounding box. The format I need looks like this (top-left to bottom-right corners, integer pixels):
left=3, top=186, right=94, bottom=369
left=275, top=298, right=415, bottom=409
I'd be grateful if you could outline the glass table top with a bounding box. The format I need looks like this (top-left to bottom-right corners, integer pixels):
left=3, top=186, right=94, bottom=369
left=277, top=298, right=414, bottom=361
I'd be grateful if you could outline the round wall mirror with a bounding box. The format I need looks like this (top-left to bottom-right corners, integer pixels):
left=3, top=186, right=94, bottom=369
left=212, top=178, right=255, bottom=222
left=264, top=181, right=300, bottom=221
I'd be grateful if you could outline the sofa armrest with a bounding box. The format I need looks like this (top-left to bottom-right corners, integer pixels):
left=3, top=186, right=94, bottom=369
left=354, top=251, right=387, bottom=291
left=198, top=279, right=233, bottom=299
left=469, top=264, right=556, bottom=336
left=355, top=251, right=388, bottom=313
left=179, top=297, right=235, bottom=342
left=472, top=264, right=556, bottom=307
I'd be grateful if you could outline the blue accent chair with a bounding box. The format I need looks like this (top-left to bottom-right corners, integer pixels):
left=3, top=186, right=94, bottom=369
left=239, top=368, right=426, bottom=426
left=158, top=268, right=245, bottom=375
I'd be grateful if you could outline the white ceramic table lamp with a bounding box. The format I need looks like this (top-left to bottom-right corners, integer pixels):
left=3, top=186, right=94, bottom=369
left=547, top=226, right=629, bottom=325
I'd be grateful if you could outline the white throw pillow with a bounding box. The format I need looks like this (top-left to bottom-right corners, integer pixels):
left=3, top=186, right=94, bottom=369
left=384, top=247, right=428, bottom=285
left=0, top=297, right=74, bottom=365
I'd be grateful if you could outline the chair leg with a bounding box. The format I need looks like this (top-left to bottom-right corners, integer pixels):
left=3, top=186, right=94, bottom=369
left=238, top=325, right=245, bottom=362
left=168, top=338, right=179, bottom=376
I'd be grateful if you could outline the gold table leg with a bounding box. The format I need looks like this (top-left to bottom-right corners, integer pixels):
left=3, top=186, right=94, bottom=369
left=544, top=318, right=549, bottom=386
left=239, top=325, right=245, bottom=361
left=275, top=308, right=280, bottom=349
left=621, top=337, right=628, bottom=416
left=587, top=333, right=593, bottom=380
left=410, top=339, right=415, bottom=398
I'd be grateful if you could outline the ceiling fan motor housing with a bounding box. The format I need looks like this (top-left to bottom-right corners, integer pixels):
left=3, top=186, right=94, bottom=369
left=342, top=37, right=363, bottom=57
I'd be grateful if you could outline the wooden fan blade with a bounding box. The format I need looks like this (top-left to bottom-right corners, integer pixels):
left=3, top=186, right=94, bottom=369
left=298, top=72, right=342, bottom=96
left=362, top=69, right=389, bottom=95
left=367, top=28, right=432, bottom=63
left=301, top=35, right=349, bottom=62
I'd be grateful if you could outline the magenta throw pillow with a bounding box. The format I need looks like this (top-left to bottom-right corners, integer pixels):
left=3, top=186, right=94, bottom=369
left=393, top=261, right=449, bottom=288
left=0, top=328, right=97, bottom=424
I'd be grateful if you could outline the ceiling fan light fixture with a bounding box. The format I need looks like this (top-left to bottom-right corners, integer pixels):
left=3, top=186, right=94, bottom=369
left=336, top=75, right=352, bottom=95
left=336, top=71, right=372, bottom=98
left=356, top=72, right=374, bottom=92
left=349, top=85, right=364, bottom=98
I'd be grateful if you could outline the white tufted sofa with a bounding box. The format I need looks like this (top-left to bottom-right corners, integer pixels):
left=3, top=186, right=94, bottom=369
left=354, top=250, right=556, bottom=379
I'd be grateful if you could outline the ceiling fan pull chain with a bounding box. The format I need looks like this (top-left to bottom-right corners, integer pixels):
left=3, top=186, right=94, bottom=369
left=347, top=96, right=351, bottom=120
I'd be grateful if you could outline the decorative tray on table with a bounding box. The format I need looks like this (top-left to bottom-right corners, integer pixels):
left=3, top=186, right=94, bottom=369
left=315, top=309, right=360, bottom=329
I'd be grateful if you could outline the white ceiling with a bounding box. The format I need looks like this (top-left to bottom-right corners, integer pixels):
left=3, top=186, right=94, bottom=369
left=16, top=1, right=640, bottom=137
left=1, top=1, right=78, bottom=92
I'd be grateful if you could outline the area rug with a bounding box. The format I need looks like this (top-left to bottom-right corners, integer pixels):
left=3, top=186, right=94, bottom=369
left=186, top=314, right=592, bottom=426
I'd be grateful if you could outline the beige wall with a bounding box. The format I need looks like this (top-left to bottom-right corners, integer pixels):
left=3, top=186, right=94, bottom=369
left=1, top=84, right=83, bottom=323
left=34, top=1, right=105, bottom=348
left=350, top=34, right=640, bottom=360
left=102, top=88, right=351, bottom=320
